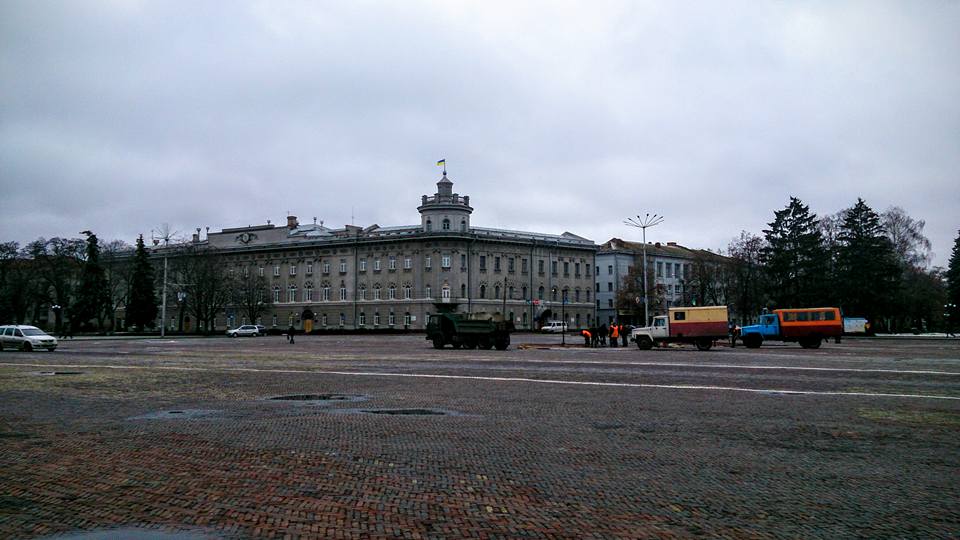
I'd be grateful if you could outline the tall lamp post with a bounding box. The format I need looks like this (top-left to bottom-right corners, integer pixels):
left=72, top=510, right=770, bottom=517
left=152, top=226, right=177, bottom=338
left=624, top=213, right=664, bottom=326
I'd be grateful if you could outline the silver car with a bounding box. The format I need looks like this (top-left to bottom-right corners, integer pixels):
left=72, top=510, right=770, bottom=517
left=0, top=325, right=58, bottom=351
left=226, top=325, right=261, bottom=337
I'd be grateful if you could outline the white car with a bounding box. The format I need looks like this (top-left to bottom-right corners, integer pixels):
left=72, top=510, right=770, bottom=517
left=0, top=325, right=58, bottom=352
left=226, top=325, right=261, bottom=337
left=541, top=321, right=568, bottom=333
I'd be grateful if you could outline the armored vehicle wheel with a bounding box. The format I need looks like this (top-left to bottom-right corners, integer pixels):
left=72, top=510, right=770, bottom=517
left=636, top=336, right=653, bottom=350
left=464, top=339, right=478, bottom=349
left=695, top=338, right=713, bottom=351
left=494, top=336, right=510, bottom=350
left=743, top=335, right=763, bottom=349
left=479, top=336, right=493, bottom=350
left=432, top=337, right=444, bottom=349
left=452, top=341, right=462, bottom=349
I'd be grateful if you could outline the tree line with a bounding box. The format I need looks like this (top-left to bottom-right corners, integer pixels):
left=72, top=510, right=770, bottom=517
left=0, top=234, right=272, bottom=334
left=618, top=197, right=958, bottom=333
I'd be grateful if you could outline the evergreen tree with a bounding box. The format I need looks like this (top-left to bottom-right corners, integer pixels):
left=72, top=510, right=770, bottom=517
left=947, top=229, right=960, bottom=333
left=835, top=199, right=900, bottom=327
left=126, top=234, right=158, bottom=331
left=72, top=231, right=111, bottom=331
left=761, top=197, right=828, bottom=308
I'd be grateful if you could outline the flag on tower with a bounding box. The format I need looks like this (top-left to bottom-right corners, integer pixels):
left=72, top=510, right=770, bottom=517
left=436, top=159, right=446, bottom=167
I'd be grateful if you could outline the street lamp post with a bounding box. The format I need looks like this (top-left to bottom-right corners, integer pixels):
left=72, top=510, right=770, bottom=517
left=624, top=213, right=664, bottom=326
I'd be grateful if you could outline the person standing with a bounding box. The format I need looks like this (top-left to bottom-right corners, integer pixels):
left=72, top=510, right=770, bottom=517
left=598, top=324, right=607, bottom=346
left=621, top=325, right=629, bottom=347
left=287, top=324, right=296, bottom=344
left=609, top=323, right=619, bottom=347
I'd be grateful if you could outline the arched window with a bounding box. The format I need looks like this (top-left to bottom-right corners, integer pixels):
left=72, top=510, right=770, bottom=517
left=495, top=285, right=500, bottom=299
left=287, top=285, right=297, bottom=303
left=522, top=286, right=528, bottom=299
left=538, top=286, right=544, bottom=300
left=480, top=285, right=486, bottom=299
left=460, top=220, right=467, bottom=232
left=373, top=285, right=381, bottom=300
left=273, top=286, right=281, bottom=303
left=425, top=219, right=432, bottom=232
left=551, top=288, right=558, bottom=302
left=461, top=284, right=466, bottom=298
left=441, top=286, right=451, bottom=299
left=442, top=218, right=450, bottom=230
left=425, top=285, right=432, bottom=298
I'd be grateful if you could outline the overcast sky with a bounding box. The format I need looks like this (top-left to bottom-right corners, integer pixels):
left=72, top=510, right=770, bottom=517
left=2, top=1, right=957, bottom=265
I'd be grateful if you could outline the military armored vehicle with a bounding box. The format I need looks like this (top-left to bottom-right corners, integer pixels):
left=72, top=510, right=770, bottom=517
left=425, top=304, right=514, bottom=350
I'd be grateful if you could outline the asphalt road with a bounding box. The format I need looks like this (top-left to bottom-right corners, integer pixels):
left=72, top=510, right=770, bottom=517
left=1, top=334, right=958, bottom=538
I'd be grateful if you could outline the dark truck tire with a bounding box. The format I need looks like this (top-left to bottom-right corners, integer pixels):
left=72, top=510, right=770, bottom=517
left=799, top=337, right=822, bottom=349
left=479, top=336, right=493, bottom=350
left=494, top=335, right=510, bottom=350
left=695, top=338, right=713, bottom=351
left=432, top=337, right=444, bottom=349
left=636, top=336, right=653, bottom=350
left=743, top=334, right=763, bottom=349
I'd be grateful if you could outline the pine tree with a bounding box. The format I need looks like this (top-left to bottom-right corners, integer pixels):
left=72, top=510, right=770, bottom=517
left=947, top=229, right=960, bottom=333
left=835, top=199, right=900, bottom=326
left=72, top=232, right=111, bottom=331
left=126, top=234, right=158, bottom=332
left=761, top=197, right=828, bottom=308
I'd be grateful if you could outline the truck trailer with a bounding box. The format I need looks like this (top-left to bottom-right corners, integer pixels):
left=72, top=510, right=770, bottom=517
left=630, top=306, right=729, bottom=351
left=738, top=307, right=843, bottom=349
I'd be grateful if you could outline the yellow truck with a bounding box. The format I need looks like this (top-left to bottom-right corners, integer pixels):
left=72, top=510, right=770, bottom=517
left=630, top=306, right=729, bottom=351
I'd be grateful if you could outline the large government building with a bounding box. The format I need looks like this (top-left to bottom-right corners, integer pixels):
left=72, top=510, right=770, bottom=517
left=165, top=174, right=598, bottom=331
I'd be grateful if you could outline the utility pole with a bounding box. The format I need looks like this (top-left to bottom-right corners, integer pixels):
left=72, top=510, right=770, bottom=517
left=152, top=225, right=177, bottom=338
left=624, top=214, right=664, bottom=326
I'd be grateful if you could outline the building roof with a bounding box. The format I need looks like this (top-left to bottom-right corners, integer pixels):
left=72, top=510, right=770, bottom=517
left=598, top=238, right=727, bottom=260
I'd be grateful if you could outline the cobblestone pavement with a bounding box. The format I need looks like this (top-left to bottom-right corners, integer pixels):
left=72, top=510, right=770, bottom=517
left=1, top=335, right=958, bottom=539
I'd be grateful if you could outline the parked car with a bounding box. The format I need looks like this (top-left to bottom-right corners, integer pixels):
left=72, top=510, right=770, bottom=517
left=226, top=325, right=262, bottom=337
left=541, top=321, right=568, bottom=333
left=0, top=325, right=58, bottom=351
left=255, top=324, right=267, bottom=335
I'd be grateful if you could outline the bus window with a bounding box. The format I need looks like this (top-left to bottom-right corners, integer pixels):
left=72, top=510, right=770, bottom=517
left=782, top=312, right=796, bottom=322
left=824, top=311, right=836, bottom=320
left=797, top=312, right=808, bottom=322
left=811, top=311, right=822, bottom=321
left=674, top=311, right=686, bottom=321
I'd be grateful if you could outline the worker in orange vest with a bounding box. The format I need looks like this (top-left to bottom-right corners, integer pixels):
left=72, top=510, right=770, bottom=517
left=581, top=329, right=592, bottom=347
left=609, top=323, right=619, bottom=347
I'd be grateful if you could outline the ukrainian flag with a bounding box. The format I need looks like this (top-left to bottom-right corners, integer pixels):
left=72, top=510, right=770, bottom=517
left=437, top=159, right=446, bottom=166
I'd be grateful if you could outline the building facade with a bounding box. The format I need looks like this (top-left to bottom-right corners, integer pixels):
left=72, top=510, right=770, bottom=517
left=159, top=174, right=597, bottom=331
left=596, top=238, right=727, bottom=325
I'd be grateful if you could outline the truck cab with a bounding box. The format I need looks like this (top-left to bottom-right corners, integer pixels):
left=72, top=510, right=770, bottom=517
left=740, top=314, right=780, bottom=340
left=647, top=316, right=669, bottom=339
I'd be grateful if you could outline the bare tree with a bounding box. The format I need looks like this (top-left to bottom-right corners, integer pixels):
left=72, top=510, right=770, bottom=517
left=233, top=265, right=272, bottom=325
left=102, top=239, right=133, bottom=330
left=882, top=206, right=932, bottom=269
left=726, top=231, right=767, bottom=324
left=172, top=244, right=235, bottom=333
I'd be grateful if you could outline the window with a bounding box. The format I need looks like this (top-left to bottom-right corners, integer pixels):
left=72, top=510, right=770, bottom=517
left=374, top=259, right=381, bottom=271
left=323, top=262, right=331, bottom=274
left=425, top=285, right=432, bottom=298
left=460, top=220, right=466, bottom=232
left=360, top=259, right=367, bottom=272
left=508, top=258, right=515, bottom=272
left=494, top=257, right=501, bottom=272
left=563, top=262, right=569, bottom=276
left=824, top=310, right=836, bottom=321
left=359, top=285, right=366, bottom=300
left=340, top=286, right=347, bottom=301
left=289, top=264, right=297, bottom=276
left=306, top=262, right=313, bottom=275
left=243, top=266, right=249, bottom=277
left=674, top=284, right=681, bottom=295
left=608, top=299, right=613, bottom=308
left=460, top=254, right=466, bottom=269
left=596, top=283, right=599, bottom=292
left=551, top=261, right=558, bottom=275
left=575, top=262, right=580, bottom=276
left=575, top=289, right=580, bottom=302
left=656, top=262, right=663, bottom=277
left=258, top=266, right=264, bottom=277
left=404, top=257, right=412, bottom=270
left=389, top=256, right=396, bottom=270
left=608, top=265, right=613, bottom=275
left=388, top=286, right=396, bottom=299
left=666, top=263, right=673, bottom=278
left=273, top=265, right=280, bottom=277
left=339, top=313, right=345, bottom=327
left=358, top=312, right=366, bottom=326
left=675, top=263, right=682, bottom=279
left=426, top=219, right=432, bottom=232
left=479, top=285, right=486, bottom=298
left=461, top=284, right=466, bottom=298
left=404, top=312, right=411, bottom=326
left=522, top=286, right=527, bottom=299
left=538, top=260, right=544, bottom=274
left=322, top=314, right=328, bottom=327
left=287, top=286, right=296, bottom=303
left=494, top=285, right=500, bottom=299
left=273, top=286, right=280, bottom=303
left=608, top=282, right=613, bottom=292
left=425, top=256, right=432, bottom=269
left=522, top=258, right=528, bottom=273
left=272, top=314, right=278, bottom=327
left=441, top=286, right=451, bottom=299
left=586, top=290, right=590, bottom=302
left=442, top=218, right=450, bottom=230
left=797, top=312, right=809, bottom=322
left=674, top=311, right=686, bottom=321
left=374, top=285, right=381, bottom=300
left=538, top=286, right=544, bottom=300
left=479, top=256, right=487, bottom=270
left=340, top=259, right=347, bottom=273
left=551, top=288, right=558, bottom=302
left=404, top=285, right=412, bottom=299
left=508, top=286, right=514, bottom=299
left=374, top=312, right=380, bottom=326
left=304, top=287, right=313, bottom=302
left=388, top=312, right=396, bottom=326
left=441, top=255, right=451, bottom=268
left=322, top=286, right=331, bottom=301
